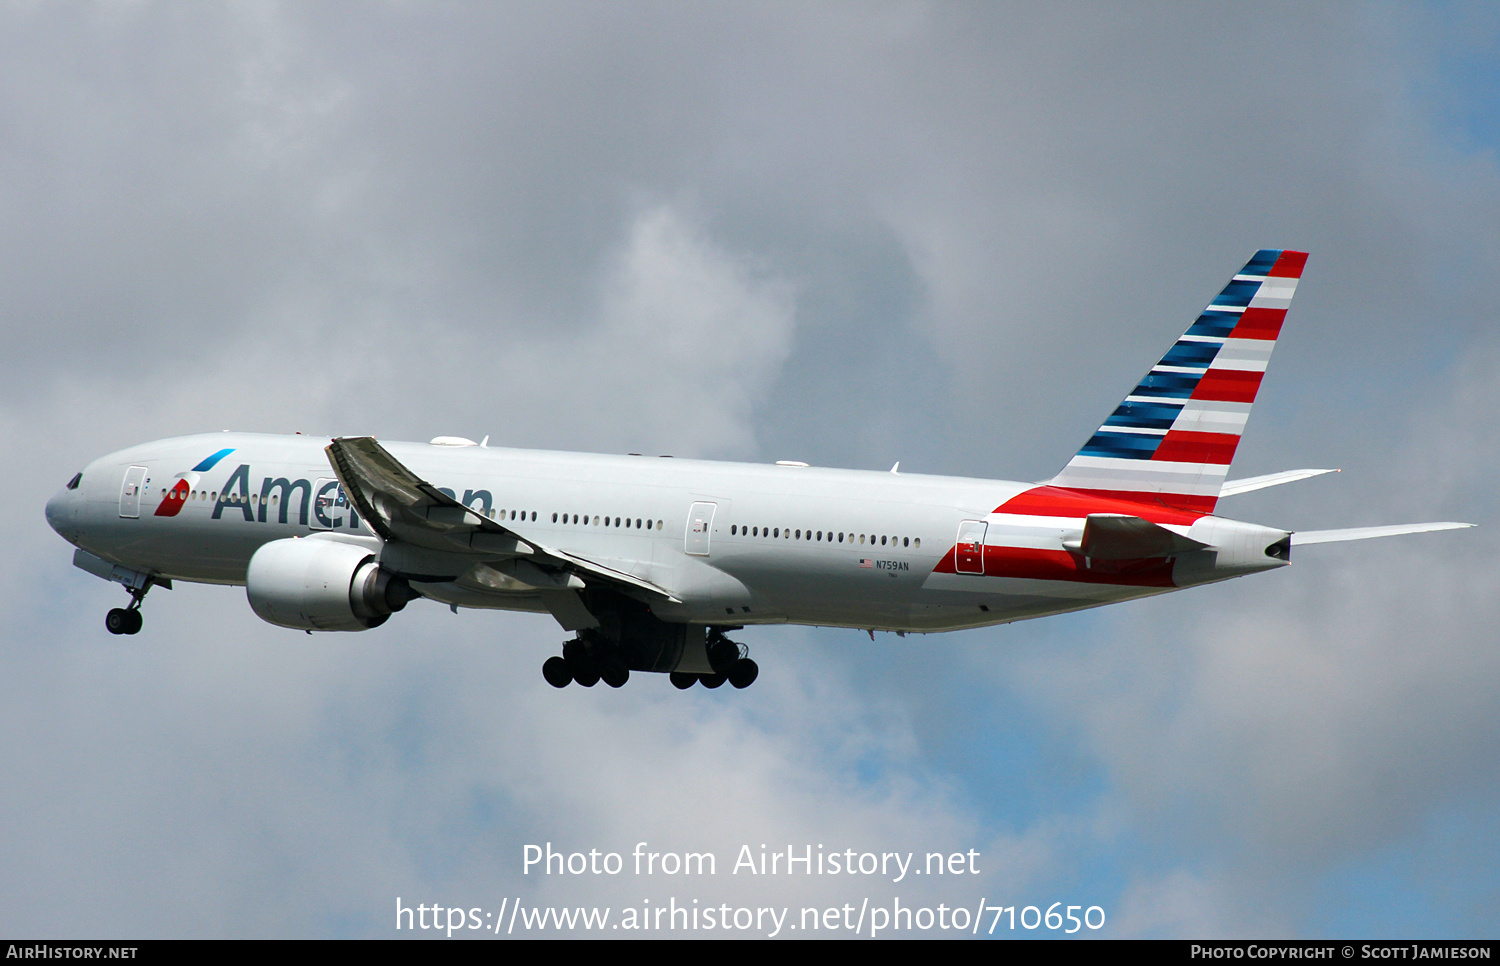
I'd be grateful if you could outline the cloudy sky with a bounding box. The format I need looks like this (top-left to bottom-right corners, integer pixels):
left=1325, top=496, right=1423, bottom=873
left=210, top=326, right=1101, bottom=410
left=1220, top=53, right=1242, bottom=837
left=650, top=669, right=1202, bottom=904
left=3, top=2, right=1497, bottom=938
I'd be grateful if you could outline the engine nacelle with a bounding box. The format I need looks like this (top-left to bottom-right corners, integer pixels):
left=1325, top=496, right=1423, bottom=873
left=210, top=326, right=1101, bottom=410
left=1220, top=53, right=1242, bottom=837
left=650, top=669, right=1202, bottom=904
left=246, top=537, right=413, bottom=631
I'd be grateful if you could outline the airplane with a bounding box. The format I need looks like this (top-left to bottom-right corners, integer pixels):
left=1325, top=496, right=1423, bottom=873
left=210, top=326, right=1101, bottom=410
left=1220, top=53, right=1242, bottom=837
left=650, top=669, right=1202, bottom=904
left=44, top=250, right=1472, bottom=691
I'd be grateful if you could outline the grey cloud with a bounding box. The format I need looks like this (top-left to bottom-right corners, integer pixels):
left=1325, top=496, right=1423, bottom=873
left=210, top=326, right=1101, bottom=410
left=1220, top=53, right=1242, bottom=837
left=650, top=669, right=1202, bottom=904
left=4, top=1, right=1497, bottom=937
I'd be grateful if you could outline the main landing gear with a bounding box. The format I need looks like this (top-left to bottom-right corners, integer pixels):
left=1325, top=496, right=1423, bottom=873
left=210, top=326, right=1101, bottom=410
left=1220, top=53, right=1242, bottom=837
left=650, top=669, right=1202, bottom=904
left=668, top=663, right=759, bottom=690
left=541, top=628, right=759, bottom=691
left=544, top=637, right=631, bottom=689
left=686, top=628, right=759, bottom=690
left=105, top=583, right=151, bottom=636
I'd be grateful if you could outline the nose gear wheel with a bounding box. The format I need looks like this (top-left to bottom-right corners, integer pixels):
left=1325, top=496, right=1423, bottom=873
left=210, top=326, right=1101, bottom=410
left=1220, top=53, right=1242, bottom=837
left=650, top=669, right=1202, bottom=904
left=104, top=581, right=154, bottom=636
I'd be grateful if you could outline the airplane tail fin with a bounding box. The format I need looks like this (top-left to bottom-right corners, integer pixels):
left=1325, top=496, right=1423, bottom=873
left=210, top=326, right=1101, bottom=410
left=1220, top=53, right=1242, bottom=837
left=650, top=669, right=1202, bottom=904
left=1047, top=249, right=1308, bottom=514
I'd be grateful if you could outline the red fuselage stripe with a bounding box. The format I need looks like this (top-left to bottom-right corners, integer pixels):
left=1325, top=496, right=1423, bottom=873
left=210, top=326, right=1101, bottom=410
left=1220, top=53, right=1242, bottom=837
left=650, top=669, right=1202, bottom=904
left=931, top=544, right=1176, bottom=587
left=993, top=485, right=1210, bottom=523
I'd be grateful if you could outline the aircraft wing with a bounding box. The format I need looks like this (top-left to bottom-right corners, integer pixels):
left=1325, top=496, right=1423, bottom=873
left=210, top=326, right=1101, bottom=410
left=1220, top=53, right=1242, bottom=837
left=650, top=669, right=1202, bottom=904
left=326, top=435, right=484, bottom=543
left=325, top=437, right=681, bottom=604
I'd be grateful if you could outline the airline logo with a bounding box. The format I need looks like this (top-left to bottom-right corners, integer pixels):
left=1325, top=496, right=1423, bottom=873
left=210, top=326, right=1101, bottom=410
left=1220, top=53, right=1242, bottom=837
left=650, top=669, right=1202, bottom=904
left=153, top=448, right=235, bottom=517
left=197, top=461, right=491, bottom=531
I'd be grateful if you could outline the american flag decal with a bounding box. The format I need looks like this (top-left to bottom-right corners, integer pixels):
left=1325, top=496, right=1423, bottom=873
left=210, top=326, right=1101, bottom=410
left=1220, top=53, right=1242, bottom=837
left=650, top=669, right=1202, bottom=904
left=859, top=559, right=873, bottom=568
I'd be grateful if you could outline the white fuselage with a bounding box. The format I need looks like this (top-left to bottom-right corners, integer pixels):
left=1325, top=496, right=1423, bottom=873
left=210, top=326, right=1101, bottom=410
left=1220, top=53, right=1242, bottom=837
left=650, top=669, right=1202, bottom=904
left=46, top=432, right=1276, bottom=634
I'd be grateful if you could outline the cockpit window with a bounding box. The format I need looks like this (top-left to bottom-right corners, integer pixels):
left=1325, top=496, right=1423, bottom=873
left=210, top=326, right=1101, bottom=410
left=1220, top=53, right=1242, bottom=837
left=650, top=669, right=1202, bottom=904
left=66, top=472, right=81, bottom=490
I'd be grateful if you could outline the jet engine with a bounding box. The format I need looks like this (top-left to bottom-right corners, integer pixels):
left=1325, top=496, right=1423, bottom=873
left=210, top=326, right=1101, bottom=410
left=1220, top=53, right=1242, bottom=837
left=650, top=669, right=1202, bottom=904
left=246, top=537, right=413, bottom=631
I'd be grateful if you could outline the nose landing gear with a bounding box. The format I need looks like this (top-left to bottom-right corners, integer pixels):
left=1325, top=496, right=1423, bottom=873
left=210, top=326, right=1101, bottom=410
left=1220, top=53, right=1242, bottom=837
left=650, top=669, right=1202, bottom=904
left=104, top=582, right=153, bottom=636
left=105, top=607, right=142, bottom=635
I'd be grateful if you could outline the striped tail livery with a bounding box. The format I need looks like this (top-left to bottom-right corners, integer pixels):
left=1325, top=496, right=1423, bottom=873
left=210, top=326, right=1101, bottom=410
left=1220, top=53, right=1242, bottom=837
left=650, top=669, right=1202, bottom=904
left=1048, top=249, right=1307, bottom=514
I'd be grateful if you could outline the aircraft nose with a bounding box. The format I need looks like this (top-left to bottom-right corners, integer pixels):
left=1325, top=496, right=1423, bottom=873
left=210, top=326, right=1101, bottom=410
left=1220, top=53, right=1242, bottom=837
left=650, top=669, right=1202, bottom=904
left=45, top=488, right=77, bottom=540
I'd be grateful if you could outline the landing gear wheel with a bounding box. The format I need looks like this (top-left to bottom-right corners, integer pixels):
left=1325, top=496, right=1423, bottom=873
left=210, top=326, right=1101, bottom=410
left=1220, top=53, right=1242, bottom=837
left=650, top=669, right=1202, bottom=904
left=699, top=673, right=726, bottom=689
left=599, top=662, right=630, bottom=688
left=728, top=658, right=758, bottom=689
left=105, top=578, right=154, bottom=636
left=563, top=639, right=600, bottom=687
left=669, top=672, right=696, bottom=690
left=542, top=655, right=573, bottom=688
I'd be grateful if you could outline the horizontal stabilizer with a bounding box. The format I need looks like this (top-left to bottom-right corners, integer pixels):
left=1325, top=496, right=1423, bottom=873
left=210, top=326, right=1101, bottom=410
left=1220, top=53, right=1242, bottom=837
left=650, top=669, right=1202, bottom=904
left=1292, top=521, right=1475, bottom=546
left=1220, top=468, right=1338, bottom=497
left=1065, top=513, right=1209, bottom=561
